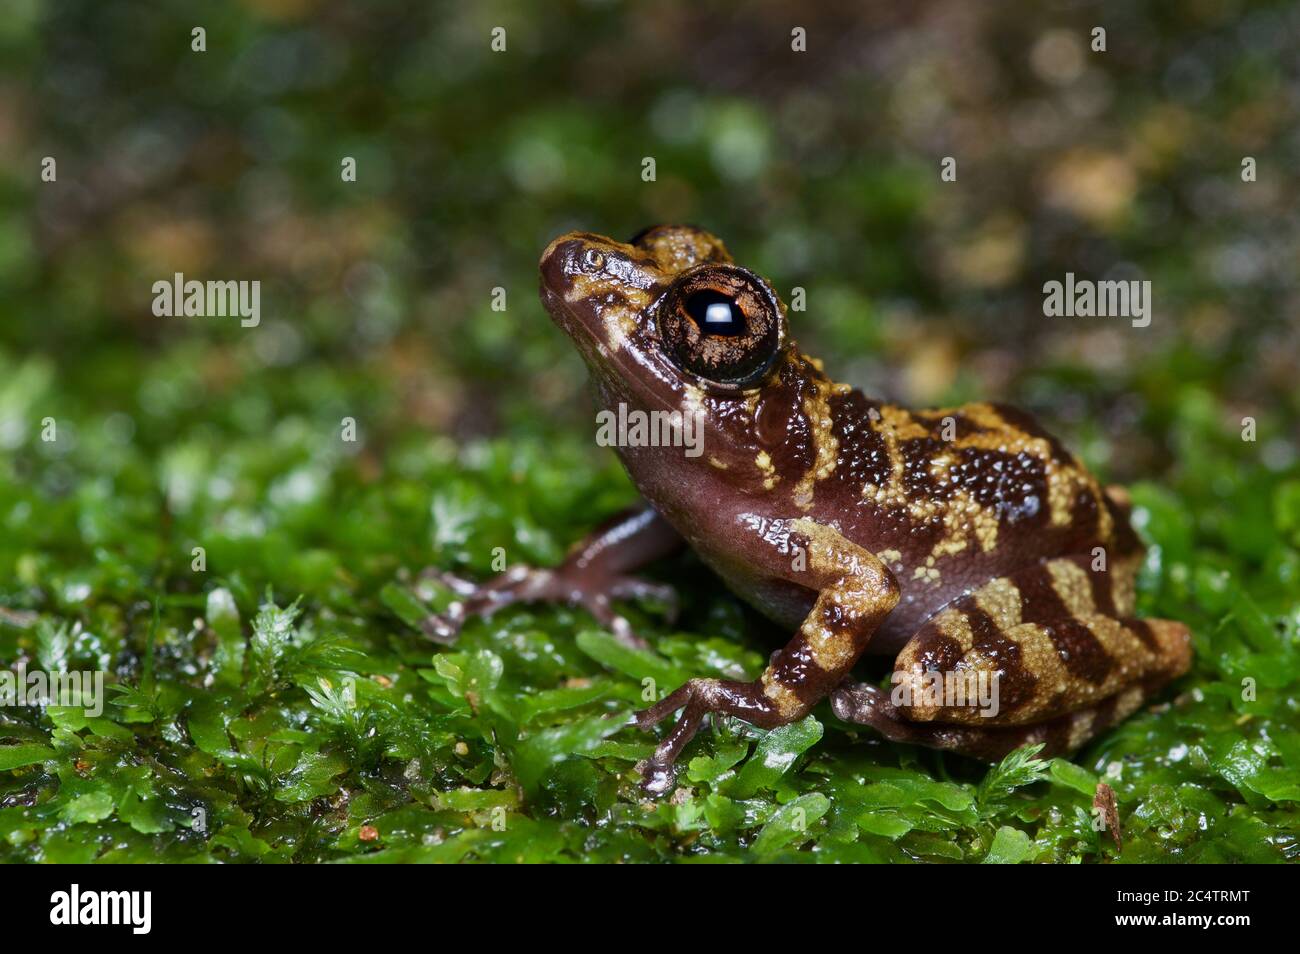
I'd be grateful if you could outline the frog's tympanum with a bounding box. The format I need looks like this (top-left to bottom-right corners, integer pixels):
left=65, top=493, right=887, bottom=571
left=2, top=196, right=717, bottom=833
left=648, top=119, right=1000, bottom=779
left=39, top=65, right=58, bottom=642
left=430, top=226, right=1192, bottom=794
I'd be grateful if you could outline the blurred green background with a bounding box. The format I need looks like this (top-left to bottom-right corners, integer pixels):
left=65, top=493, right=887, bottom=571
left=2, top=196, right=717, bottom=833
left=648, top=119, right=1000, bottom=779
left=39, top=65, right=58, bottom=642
left=0, top=0, right=1298, bottom=862
left=5, top=0, right=1298, bottom=464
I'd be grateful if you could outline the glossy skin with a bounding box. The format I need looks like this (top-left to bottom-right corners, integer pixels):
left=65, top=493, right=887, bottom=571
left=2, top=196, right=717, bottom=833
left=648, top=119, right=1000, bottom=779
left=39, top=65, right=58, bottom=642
left=431, top=225, right=1192, bottom=794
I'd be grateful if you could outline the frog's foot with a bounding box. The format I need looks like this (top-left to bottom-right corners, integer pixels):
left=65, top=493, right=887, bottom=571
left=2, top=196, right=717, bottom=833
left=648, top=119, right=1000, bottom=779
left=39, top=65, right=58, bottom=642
left=633, top=678, right=784, bottom=795
left=419, top=504, right=683, bottom=648
left=632, top=520, right=903, bottom=795
left=830, top=678, right=1159, bottom=761
left=419, top=566, right=676, bottom=649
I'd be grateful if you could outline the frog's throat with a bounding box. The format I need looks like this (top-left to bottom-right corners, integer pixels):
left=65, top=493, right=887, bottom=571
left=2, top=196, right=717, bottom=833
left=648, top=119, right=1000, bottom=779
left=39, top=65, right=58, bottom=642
left=545, top=287, right=689, bottom=419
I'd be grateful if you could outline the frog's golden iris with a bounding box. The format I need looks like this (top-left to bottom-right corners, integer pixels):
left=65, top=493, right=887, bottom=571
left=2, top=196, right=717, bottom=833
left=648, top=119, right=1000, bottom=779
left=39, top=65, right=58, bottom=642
left=658, top=263, right=783, bottom=388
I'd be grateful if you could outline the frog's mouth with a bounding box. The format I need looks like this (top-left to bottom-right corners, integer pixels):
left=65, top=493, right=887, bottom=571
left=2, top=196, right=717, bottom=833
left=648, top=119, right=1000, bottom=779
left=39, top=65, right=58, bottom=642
left=536, top=248, right=609, bottom=368
left=540, top=280, right=683, bottom=419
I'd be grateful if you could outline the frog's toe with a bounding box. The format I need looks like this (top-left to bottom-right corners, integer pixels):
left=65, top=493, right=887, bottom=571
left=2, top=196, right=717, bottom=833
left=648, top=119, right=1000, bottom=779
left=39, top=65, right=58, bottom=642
left=418, top=564, right=671, bottom=649
left=419, top=568, right=483, bottom=596
left=636, top=758, right=677, bottom=796
left=414, top=566, right=551, bottom=643
left=605, top=577, right=679, bottom=624
left=580, top=597, right=648, bottom=650
left=577, top=576, right=677, bottom=648
left=629, top=682, right=706, bottom=794
left=418, top=610, right=463, bottom=645
left=632, top=678, right=787, bottom=794
left=633, top=681, right=696, bottom=729
left=609, top=616, right=648, bottom=649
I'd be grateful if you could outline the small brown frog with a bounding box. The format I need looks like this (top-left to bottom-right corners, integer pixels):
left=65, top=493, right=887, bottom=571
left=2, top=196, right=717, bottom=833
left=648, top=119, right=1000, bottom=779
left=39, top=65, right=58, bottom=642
left=430, top=225, right=1192, bottom=794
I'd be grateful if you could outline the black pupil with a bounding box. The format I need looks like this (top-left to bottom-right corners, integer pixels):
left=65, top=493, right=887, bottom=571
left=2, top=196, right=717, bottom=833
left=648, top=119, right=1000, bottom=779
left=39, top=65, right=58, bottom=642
left=684, top=290, right=745, bottom=336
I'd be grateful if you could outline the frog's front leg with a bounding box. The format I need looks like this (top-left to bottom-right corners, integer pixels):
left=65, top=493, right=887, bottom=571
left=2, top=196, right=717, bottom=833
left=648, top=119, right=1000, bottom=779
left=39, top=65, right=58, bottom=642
left=421, top=504, right=682, bottom=648
left=634, top=518, right=899, bottom=794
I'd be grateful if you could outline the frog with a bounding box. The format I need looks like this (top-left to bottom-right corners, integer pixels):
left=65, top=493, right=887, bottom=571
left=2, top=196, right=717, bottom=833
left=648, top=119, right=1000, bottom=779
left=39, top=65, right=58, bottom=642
left=427, top=224, right=1192, bottom=795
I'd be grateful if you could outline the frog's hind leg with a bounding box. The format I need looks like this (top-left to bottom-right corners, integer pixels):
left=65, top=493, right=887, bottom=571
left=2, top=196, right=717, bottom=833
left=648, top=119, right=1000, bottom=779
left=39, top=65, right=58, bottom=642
left=831, top=556, right=1191, bottom=759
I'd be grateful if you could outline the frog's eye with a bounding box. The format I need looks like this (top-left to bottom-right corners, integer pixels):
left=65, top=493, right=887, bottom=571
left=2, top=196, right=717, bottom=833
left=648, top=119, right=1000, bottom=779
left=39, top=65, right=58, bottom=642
left=682, top=290, right=746, bottom=336
left=659, top=265, right=784, bottom=389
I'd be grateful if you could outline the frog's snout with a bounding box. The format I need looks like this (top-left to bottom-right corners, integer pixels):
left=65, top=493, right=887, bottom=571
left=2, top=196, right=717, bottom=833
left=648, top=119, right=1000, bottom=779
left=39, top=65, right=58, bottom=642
left=538, top=233, right=586, bottom=302
left=539, top=230, right=647, bottom=340
left=538, top=233, right=591, bottom=342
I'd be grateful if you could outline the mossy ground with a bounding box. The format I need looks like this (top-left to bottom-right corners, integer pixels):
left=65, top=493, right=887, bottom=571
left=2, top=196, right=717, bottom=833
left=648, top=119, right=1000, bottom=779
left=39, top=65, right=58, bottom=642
left=1, top=345, right=1297, bottom=862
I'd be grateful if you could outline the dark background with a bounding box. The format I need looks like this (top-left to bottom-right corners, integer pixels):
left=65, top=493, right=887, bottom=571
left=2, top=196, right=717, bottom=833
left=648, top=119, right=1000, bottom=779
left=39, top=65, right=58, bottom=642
left=7, top=0, right=1298, bottom=475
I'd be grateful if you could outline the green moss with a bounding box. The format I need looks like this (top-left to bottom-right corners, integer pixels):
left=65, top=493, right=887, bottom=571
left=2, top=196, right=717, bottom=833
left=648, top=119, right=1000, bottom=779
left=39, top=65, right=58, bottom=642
left=1, top=345, right=1296, bottom=863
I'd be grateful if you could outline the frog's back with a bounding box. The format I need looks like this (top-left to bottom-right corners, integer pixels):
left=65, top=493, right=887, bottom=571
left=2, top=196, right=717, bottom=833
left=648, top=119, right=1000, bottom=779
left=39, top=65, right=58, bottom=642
left=801, top=386, right=1144, bottom=645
